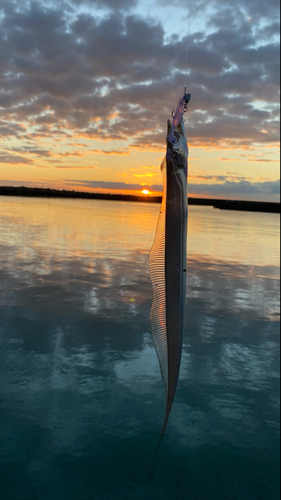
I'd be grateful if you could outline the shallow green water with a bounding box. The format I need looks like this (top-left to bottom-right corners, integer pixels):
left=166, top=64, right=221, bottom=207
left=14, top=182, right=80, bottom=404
left=0, top=196, right=280, bottom=499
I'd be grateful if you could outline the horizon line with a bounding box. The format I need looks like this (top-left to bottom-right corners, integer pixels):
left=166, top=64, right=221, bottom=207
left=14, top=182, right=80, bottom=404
left=0, top=185, right=279, bottom=213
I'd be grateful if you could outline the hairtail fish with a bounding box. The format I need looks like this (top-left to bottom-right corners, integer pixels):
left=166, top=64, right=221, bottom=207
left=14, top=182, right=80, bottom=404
left=149, top=92, right=190, bottom=450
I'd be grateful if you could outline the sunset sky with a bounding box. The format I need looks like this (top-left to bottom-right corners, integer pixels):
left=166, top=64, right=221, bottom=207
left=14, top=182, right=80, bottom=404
left=0, top=0, right=280, bottom=201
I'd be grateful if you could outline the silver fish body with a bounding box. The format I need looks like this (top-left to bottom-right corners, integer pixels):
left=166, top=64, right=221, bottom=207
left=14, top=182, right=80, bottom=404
left=149, top=116, right=188, bottom=433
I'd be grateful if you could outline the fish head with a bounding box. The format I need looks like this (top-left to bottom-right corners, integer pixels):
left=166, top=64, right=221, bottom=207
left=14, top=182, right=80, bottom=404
left=166, top=119, right=188, bottom=178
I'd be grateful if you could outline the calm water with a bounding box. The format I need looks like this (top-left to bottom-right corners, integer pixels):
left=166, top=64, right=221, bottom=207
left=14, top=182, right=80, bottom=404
left=0, top=196, right=280, bottom=500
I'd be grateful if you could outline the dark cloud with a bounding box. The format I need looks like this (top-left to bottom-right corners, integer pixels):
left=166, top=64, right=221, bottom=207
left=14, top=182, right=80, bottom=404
left=71, top=0, right=137, bottom=9
left=63, top=179, right=155, bottom=191
left=90, top=148, right=130, bottom=155
left=3, top=146, right=52, bottom=157
left=62, top=178, right=280, bottom=201
left=247, top=158, right=279, bottom=163
left=0, top=121, right=27, bottom=136
left=189, top=179, right=280, bottom=198
left=0, top=153, right=34, bottom=164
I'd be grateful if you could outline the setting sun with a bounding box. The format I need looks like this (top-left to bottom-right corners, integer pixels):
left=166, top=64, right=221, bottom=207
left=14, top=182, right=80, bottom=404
left=142, top=189, right=150, bottom=195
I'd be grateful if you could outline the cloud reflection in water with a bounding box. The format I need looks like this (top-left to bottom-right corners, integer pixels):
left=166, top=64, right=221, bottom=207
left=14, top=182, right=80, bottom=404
left=0, top=250, right=279, bottom=434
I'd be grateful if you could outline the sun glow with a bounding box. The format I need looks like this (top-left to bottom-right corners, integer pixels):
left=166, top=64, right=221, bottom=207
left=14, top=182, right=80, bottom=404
left=142, top=189, right=150, bottom=195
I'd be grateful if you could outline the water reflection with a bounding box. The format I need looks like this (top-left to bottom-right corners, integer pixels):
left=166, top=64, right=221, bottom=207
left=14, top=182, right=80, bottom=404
left=0, top=196, right=280, bottom=500
left=0, top=196, right=280, bottom=266
left=0, top=251, right=279, bottom=430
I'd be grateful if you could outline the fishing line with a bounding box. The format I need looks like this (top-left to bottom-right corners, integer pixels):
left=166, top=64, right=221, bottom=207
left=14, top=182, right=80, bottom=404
left=184, top=9, right=191, bottom=94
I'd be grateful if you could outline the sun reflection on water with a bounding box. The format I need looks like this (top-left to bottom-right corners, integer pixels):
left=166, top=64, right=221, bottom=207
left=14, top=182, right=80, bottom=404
left=0, top=196, right=280, bottom=267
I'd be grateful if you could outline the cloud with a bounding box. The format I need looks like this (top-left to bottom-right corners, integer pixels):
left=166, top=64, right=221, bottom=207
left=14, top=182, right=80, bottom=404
left=61, top=177, right=280, bottom=201
left=219, top=158, right=241, bottom=161
left=0, top=121, right=27, bottom=137
left=163, top=0, right=280, bottom=23
left=247, top=158, right=280, bottom=163
left=71, top=0, right=137, bottom=9
left=0, top=0, right=279, bottom=151
left=0, top=153, right=34, bottom=164
left=90, top=148, right=130, bottom=155
left=3, top=146, right=52, bottom=157
left=189, top=179, right=280, bottom=198
left=54, top=165, right=98, bottom=169
left=63, top=179, right=155, bottom=191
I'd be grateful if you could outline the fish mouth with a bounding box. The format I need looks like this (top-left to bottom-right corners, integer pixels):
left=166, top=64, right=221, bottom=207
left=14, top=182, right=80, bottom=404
left=167, top=118, right=185, bottom=144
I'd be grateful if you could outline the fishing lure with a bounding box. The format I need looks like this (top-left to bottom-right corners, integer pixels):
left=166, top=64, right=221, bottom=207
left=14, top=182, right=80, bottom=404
left=149, top=92, right=190, bottom=441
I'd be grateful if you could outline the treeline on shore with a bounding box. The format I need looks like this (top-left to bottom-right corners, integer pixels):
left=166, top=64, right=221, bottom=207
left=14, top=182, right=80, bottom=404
left=0, top=186, right=279, bottom=213
left=0, top=185, right=161, bottom=203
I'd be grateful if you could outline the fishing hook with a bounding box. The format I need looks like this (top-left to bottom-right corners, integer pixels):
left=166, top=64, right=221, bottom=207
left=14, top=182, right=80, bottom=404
left=171, top=92, right=191, bottom=118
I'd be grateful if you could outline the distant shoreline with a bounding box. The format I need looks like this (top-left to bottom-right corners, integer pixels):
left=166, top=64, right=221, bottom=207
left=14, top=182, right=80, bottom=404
left=0, top=186, right=279, bottom=213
